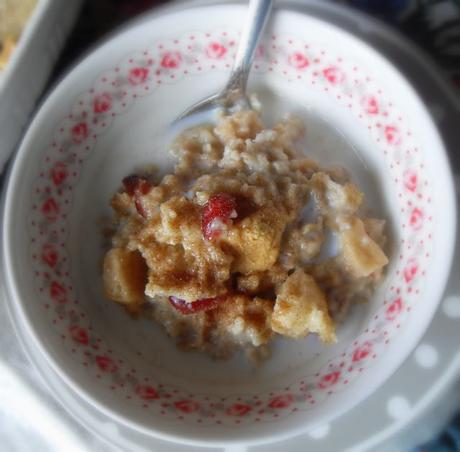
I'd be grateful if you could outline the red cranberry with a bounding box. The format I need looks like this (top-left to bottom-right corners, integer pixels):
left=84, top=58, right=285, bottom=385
left=168, top=295, right=226, bottom=314
left=201, top=193, right=237, bottom=240
left=122, top=175, right=142, bottom=196
left=122, top=175, right=152, bottom=217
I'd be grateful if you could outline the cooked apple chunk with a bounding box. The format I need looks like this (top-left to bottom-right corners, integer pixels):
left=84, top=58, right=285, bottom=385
left=271, top=269, right=336, bottom=343
left=222, top=205, right=286, bottom=273
left=340, top=217, right=388, bottom=278
left=103, top=248, right=147, bottom=304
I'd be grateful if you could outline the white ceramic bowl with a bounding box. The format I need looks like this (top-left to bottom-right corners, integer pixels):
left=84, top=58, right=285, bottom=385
left=2, top=4, right=456, bottom=447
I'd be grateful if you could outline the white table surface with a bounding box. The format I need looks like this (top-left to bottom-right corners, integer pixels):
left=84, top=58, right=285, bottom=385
left=1, top=1, right=459, bottom=451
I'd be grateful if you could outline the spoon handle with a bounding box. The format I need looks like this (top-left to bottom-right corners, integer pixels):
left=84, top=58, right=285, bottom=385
left=225, top=0, right=274, bottom=95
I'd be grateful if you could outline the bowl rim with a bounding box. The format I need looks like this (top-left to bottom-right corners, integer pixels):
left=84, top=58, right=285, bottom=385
left=2, top=2, right=457, bottom=447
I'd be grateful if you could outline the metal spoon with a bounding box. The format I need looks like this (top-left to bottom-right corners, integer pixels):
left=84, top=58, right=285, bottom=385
left=175, top=0, right=274, bottom=122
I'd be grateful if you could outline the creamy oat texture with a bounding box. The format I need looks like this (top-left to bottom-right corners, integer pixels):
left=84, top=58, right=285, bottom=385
left=103, top=109, right=388, bottom=361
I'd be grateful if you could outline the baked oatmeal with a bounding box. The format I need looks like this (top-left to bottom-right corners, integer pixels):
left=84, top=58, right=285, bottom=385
left=0, top=0, right=36, bottom=70
left=102, top=109, right=388, bottom=361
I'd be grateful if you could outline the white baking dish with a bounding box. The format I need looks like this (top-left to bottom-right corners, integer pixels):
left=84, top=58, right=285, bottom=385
left=0, top=0, right=82, bottom=171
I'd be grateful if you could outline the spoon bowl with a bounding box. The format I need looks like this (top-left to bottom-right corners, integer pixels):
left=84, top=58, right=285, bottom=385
left=174, top=0, right=273, bottom=123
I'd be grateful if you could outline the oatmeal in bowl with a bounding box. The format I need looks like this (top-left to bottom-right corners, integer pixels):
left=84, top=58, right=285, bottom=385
left=103, top=109, right=388, bottom=361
